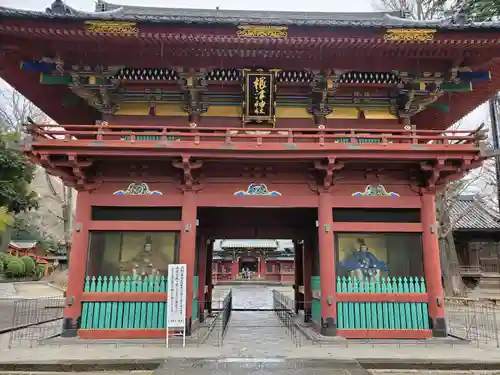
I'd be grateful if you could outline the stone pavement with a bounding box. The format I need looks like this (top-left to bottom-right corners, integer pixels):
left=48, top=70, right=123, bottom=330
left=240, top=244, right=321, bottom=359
left=3, top=285, right=500, bottom=369
left=0, top=283, right=15, bottom=298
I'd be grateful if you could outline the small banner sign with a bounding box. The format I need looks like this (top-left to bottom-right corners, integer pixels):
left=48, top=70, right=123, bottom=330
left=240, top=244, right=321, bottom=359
left=243, top=71, right=276, bottom=125
left=167, top=264, right=187, bottom=329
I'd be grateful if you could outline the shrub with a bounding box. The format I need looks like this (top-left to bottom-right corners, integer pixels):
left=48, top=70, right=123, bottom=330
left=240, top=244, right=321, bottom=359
left=0, top=259, right=4, bottom=274
left=5, top=258, right=26, bottom=278
left=0, top=253, right=14, bottom=268
left=36, top=263, right=46, bottom=278
left=20, top=256, right=36, bottom=275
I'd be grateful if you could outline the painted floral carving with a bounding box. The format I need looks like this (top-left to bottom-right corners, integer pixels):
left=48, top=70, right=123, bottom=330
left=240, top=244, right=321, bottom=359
left=113, top=182, right=162, bottom=196
left=352, top=185, right=399, bottom=197
left=234, top=183, right=281, bottom=196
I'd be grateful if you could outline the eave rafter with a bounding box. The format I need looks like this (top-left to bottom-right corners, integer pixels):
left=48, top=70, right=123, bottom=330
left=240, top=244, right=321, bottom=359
left=30, top=152, right=95, bottom=189
left=419, top=156, right=483, bottom=190
left=68, top=65, right=124, bottom=114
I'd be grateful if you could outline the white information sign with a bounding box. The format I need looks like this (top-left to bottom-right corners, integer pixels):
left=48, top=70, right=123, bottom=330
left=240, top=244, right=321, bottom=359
left=166, top=263, right=187, bottom=348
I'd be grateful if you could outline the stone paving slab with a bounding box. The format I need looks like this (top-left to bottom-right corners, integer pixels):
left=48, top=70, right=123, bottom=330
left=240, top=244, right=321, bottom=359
left=155, top=358, right=370, bottom=375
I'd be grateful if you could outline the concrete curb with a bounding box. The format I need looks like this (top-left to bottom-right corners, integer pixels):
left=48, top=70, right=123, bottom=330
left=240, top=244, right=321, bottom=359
left=46, top=283, right=67, bottom=293
left=1, top=358, right=500, bottom=372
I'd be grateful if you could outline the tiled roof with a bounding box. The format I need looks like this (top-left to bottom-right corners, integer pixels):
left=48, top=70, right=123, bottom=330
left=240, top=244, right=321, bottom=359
left=1, top=1, right=500, bottom=29
left=9, top=240, right=38, bottom=249
left=220, top=239, right=278, bottom=249
left=451, top=195, right=500, bottom=231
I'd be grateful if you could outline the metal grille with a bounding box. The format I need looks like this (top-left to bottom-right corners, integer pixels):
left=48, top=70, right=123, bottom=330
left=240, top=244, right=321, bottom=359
left=8, top=296, right=65, bottom=348
left=446, top=297, right=500, bottom=348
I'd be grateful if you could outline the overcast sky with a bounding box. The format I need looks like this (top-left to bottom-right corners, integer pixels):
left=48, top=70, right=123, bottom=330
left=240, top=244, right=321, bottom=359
left=2, top=0, right=375, bottom=13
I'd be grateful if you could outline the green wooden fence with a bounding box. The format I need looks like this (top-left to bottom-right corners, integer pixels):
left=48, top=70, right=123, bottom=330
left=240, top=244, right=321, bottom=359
left=311, top=276, right=321, bottom=325
left=80, top=276, right=200, bottom=330
left=336, top=276, right=429, bottom=330
left=192, top=276, right=198, bottom=322
left=121, top=135, right=180, bottom=141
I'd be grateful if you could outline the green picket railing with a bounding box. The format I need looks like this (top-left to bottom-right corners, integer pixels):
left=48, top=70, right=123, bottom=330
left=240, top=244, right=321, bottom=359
left=335, top=138, right=385, bottom=143
left=192, top=276, right=199, bottom=322
left=336, top=276, right=429, bottom=330
left=80, top=275, right=200, bottom=330
left=311, top=276, right=321, bottom=325
left=121, top=135, right=180, bottom=141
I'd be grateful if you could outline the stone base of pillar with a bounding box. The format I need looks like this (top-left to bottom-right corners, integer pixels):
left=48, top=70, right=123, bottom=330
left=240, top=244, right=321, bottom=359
left=199, top=308, right=205, bottom=323
left=61, top=317, right=77, bottom=337
left=431, top=317, right=447, bottom=337
left=320, top=316, right=337, bottom=336
left=304, top=307, right=311, bottom=323
left=185, top=317, right=192, bottom=336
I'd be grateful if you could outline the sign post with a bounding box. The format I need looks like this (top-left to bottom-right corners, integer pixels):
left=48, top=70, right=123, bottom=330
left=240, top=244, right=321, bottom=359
left=166, top=264, right=187, bottom=348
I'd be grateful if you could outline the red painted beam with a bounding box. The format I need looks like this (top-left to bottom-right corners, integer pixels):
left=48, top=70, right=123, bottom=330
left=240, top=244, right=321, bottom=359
left=90, top=196, right=183, bottom=207
left=81, top=292, right=168, bottom=302
left=87, top=221, right=183, bottom=231
left=78, top=329, right=178, bottom=339
left=336, top=293, right=428, bottom=303
left=332, top=223, right=423, bottom=232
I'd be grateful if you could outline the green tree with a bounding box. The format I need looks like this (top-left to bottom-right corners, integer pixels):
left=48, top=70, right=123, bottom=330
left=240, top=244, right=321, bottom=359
left=372, top=0, right=451, bottom=20
left=0, top=87, right=74, bottom=256
left=11, top=216, right=58, bottom=252
left=456, top=0, right=500, bottom=21
left=0, top=133, right=38, bottom=214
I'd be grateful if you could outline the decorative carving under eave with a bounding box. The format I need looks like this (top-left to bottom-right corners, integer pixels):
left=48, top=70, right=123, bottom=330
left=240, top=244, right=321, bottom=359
left=172, top=155, right=203, bottom=190
left=33, top=152, right=94, bottom=190
left=313, top=157, right=344, bottom=190
left=419, top=158, right=482, bottom=191
left=309, top=71, right=337, bottom=125
left=177, top=71, right=208, bottom=123
left=85, top=21, right=138, bottom=35
left=69, top=71, right=122, bottom=114
left=236, top=25, right=288, bottom=39
left=384, top=28, right=437, bottom=42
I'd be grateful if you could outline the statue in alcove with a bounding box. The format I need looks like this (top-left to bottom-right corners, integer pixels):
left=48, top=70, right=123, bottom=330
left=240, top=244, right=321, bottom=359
left=121, top=235, right=171, bottom=278
left=340, top=238, right=388, bottom=282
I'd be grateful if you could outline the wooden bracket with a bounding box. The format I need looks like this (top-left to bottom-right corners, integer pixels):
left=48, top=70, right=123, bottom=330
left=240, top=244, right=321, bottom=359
left=420, top=158, right=446, bottom=190
left=177, top=70, right=208, bottom=123
left=172, top=155, right=203, bottom=190
left=313, top=156, right=344, bottom=190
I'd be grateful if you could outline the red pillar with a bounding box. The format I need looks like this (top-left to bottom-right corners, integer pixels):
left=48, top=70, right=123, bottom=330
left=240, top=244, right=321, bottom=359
left=231, top=258, right=239, bottom=279
left=62, top=191, right=91, bottom=337
left=260, top=257, right=266, bottom=279
left=303, top=238, right=313, bottom=323
left=197, top=235, right=207, bottom=322
left=421, top=192, right=446, bottom=337
left=179, top=190, right=197, bottom=335
left=318, top=192, right=336, bottom=336
left=205, top=240, right=214, bottom=314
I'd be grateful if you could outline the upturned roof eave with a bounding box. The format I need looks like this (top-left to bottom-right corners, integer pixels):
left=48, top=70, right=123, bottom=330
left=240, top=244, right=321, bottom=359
left=2, top=5, right=500, bottom=30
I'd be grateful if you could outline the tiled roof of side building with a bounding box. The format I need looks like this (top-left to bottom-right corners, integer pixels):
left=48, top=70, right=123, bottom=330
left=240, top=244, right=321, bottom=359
left=2, top=0, right=500, bottom=29
left=451, top=195, right=500, bottom=231
left=220, top=239, right=279, bottom=249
